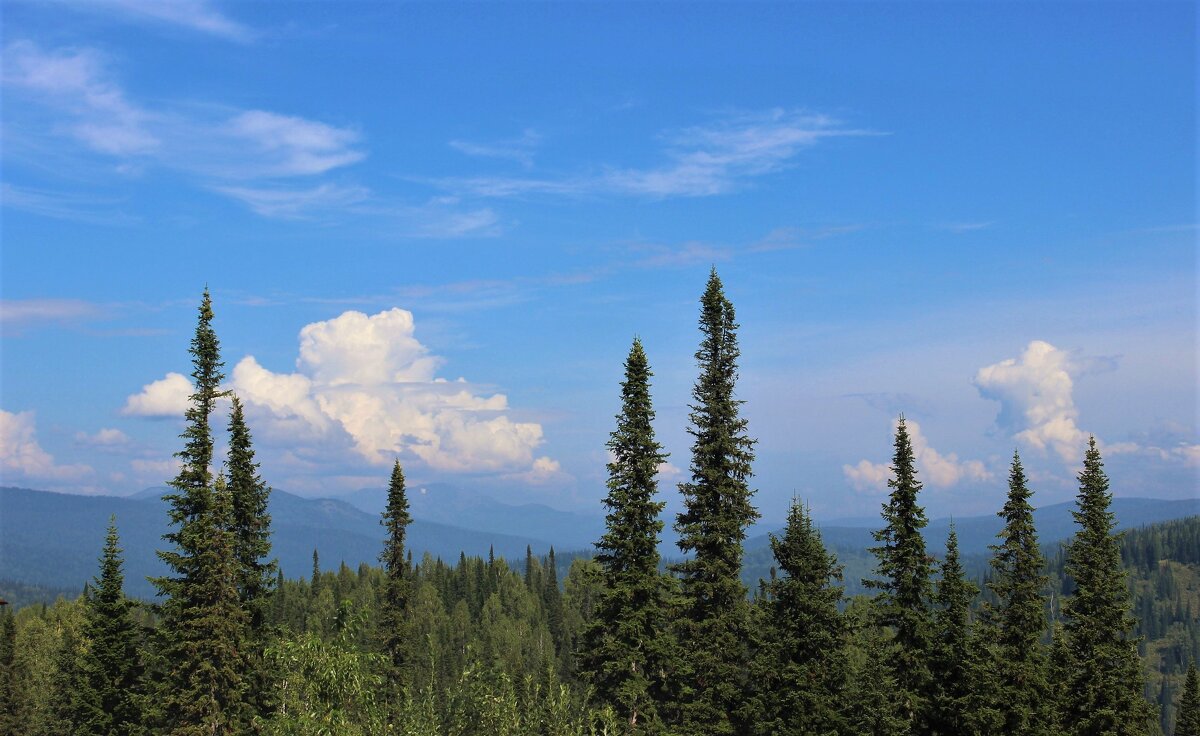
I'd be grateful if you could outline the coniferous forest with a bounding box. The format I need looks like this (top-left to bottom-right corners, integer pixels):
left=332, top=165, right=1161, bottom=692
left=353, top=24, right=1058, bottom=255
left=3, top=272, right=1199, bottom=736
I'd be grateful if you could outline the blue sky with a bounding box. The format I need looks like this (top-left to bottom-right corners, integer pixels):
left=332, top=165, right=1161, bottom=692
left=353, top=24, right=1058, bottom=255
left=1, top=1, right=1195, bottom=525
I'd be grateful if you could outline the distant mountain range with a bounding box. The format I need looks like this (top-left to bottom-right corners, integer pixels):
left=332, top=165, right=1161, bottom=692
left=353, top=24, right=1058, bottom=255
left=0, top=486, right=557, bottom=600
left=2, top=484, right=1195, bottom=603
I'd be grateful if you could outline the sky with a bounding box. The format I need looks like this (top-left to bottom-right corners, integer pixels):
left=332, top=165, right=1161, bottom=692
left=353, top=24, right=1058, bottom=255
left=1, top=1, right=1195, bottom=527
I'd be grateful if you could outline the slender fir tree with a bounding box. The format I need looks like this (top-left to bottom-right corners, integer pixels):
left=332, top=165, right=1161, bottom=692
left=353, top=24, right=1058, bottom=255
left=985, top=451, right=1052, bottom=734
left=1176, top=662, right=1200, bottom=736
left=583, top=338, right=674, bottom=734
left=755, top=499, right=846, bottom=736
left=227, top=396, right=275, bottom=626
left=672, top=268, right=758, bottom=735
left=71, top=517, right=143, bottom=736
left=151, top=289, right=248, bottom=735
left=380, top=459, right=413, bottom=677
left=865, top=416, right=934, bottom=731
left=1060, top=437, right=1153, bottom=735
left=928, top=526, right=979, bottom=736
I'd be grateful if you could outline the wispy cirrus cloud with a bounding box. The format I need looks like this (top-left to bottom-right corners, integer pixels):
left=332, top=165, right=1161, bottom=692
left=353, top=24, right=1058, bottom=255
left=0, top=297, right=108, bottom=332
left=50, top=0, right=254, bottom=42
left=2, top=40, right=500, bottom=232
left=450, top=129, right=541, bottom=168
left=442, top=109, right=876, bottom=200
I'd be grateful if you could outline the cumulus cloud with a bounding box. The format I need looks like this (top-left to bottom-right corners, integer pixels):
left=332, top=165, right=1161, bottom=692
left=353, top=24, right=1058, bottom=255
left=226, top=307, right=553, bottom=475
left=0, top=409, right=92, bottom=483
left=75, top=427, right=131, bottom=448
left=843, top=418, right=990, bottom=493
left=974, top=340, right=1091, bottom=464
left=122, top=372, right=192, bottom=417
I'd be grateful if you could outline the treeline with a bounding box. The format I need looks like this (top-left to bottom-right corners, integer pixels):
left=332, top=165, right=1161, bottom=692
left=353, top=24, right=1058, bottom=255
left=1, top=274, right=1199, bottom=736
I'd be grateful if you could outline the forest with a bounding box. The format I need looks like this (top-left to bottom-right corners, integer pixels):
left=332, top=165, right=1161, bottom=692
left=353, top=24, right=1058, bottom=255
left=1, top=270, right=1198, bottom=736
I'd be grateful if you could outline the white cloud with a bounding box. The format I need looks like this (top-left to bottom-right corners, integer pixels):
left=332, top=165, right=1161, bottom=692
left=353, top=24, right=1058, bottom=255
left=0, top=297, right=105, bottom=328
left=224, top=111, right=365, bottom=177
left=974, top=340, right=1090, bottom=464
left=226, top=307, right=552, bottom=475
left=449, top=129, right=541, bottom=168
left=122, top=372, right=192, bottom=417
left=2, top=40, right=158, bottom=155
left=56, top=0, right=253, bottom=41
left=130, top=457, right=181, bottom=483
left=75, top=427, right=131, bottom=448
left=214, top=183, right=370, bottom=218
left=3, top=40, right=368, bottom=217
left=444, top=109, right=875, bottom=200
left=0, top=410, right=92, bottom=483
left=843, top=418, right=990, bottom=493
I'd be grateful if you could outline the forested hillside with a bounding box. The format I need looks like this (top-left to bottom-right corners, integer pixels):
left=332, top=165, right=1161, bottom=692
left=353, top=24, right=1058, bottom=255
left=2, top=279, right=1197, bottom=736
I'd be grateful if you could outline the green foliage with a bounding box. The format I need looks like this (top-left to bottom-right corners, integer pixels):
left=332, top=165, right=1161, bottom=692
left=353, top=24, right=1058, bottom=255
left=227, top=395, right=276, bottom=629
left=1060, top=438, right=1154, bottom=735
left=381, top=460, right=414, bottom=678
left=151, top=290, right=249, bottom=735
left=1176, top=662, right=1200, bottom=736
left=753, top=498, right=846, bottom=736
left=672, top=268, right=759, bottom=735
left=583, top=338, right=675, bottom=733
left=70, top=518, right=144, bottom=736
left=843, top=597, right=908, bottom=736
left=983, top=451, right=1052, bottom=735
left=928, top=527, right=981, bottom=735
left=259, top=605, right=389, bottom=736
left=865, top=416, right=934, bottom=730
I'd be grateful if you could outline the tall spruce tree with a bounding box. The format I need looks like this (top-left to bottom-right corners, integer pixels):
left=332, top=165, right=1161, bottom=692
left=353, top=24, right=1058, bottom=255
left=928, top=526, right=979, bottom=736
left=152, top=289, right=248, bottom=735
left=672, top=268, right=758, bottom=735
left=1176, top=663, right=1200, bottom=736
left=380, top=459, right=413, bottom=677
left=71, top=517, right=142, bottom=736
left=865, top=416, right=934, bottom=731
left=986, top=451, right=1052, bottom=734
left=583, top=338, right=674, bottom=734
left=1060, top=437, right=1153, bottom=735
left=227, top=396, right=275, bottom=626
left=755, top=499, right=846, bottom=736
left=226, top=395, right=274, bottom=720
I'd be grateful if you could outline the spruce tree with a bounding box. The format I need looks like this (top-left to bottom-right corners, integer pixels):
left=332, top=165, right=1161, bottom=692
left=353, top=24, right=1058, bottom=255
left=928, top=526, right=979, bottom=736
left=986, top=451, right=1052, bottom=734
left=152, top=289, right=248, bottom=735
left=380, top=459, right=413, bottom=678
left=1176, top=662, right=1200, bottom=736
left=756, top=499, right=846, bottom=736
left=227, top=395, right=275, bottom=627
left=865, top=416, right=934, bottom=731
left=1060, top=437, right=1153, bottom=735
left=583, top=338, right=674, bottom=733
left=72, top=517, right=143, bottom=736
left=672, top=268, right=758, bottom=735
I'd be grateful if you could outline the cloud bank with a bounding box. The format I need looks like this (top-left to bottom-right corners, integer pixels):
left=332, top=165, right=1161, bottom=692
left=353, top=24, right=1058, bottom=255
left=125, top=308, right=555, bottom=477
left=0, top=409, right=92, bottom=484
left=843, top=418, right=990, bottom=493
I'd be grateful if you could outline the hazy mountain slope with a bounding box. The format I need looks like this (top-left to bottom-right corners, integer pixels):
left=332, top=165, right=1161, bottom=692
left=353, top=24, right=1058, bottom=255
left=0, top=486, right=554, bottom=599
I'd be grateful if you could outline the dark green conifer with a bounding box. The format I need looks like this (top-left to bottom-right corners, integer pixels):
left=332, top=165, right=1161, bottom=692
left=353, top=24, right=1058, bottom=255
left=864, top=416, right=934, bottom=730
left=226, top=396, right=275, bottom=625
left=1060, top=437, right=1153, bottom=735
left=151, top=290, right=248, bottom=735
left=583, top=338, right=674, bottom=733
left=986, top=451, right=1052, bottom=734
left=380, top=459, right=413, bottom=676
left=928, top=526, right=979, bottom=736
left=1176, top=662, right=1200, bottom=736
left=755, top=499, right=846, bottom=736
left=72, top=517, right=143, bottom=736
left=672, top=268, right=759, bottom=735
